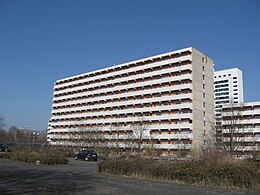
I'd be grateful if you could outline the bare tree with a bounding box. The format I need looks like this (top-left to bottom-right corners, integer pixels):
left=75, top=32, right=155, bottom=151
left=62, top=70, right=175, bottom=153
left=109, top=124, right=122, bottom=155
left=75, top=126, right=104, bottom=149
left=131, top=118, right=150, bottom=155
left=214, top=100, right=246, bottom=155
left=0, top=114, right=6, bottom=131
left=8, top=126, right=19, bottom=143
left=143, top=140, right=161, bottom=157
left=0, top=115, right=6, bottom=143
left=125, top=130, right=135, bottom=154
left=177, top=141, right=191, bottom=158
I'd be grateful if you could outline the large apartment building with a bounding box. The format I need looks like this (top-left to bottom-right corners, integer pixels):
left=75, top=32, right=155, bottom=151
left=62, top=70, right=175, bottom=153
left=214, top=68, right=244, bottom=117
left=222, top=102, right=260, bottom=155
left=47, top=47, right=214, bottom=154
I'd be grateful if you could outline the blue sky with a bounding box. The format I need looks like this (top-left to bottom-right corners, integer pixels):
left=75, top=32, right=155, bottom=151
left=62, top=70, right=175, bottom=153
left=0, top=0, right=259, bottom=130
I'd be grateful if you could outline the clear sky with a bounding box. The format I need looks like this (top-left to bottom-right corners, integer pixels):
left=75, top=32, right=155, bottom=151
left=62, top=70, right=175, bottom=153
left=0, top=0, right=259, bottom=130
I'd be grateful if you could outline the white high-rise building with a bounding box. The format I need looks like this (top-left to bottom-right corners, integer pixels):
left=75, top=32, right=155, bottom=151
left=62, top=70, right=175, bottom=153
left=47, top=47, right=214, bottom=154
left=214, top=68, right=244, bottom=117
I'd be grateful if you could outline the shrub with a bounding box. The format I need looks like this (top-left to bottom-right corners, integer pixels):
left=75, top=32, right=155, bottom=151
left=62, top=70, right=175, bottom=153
left=99, top=157, right=260, bottom=189
left=0, top=147, right=68, bottom=165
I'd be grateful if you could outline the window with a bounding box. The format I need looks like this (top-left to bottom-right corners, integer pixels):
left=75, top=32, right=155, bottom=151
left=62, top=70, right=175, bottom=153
left=183, top=120, right=189, bottom=124
left=183, top=109, right=189, bottom=113
left=182, top=130, right=189, bottom=135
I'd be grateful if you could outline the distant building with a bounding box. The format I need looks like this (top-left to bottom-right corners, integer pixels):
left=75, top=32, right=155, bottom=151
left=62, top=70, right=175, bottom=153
left=48, top=47, right=214, bottom=154
left=14, top=127, right=41, bottom=144
left=214, top=68, right=244, bottom=117
left=214, top=68, right=244, bottom=146
left=222, top=102, right=260, bottom=156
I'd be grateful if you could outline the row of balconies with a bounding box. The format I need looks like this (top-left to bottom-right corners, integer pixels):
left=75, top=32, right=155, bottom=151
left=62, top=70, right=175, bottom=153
left=223, top=137, right=260, bottom=142
left=53, top=73, right=193, bottom=100
left=55, top=55, right=192, bottom=89
left=49, top=123, right=193, bottom=131
left=47, top=133, right=193, bottom=141
left=50, top=113, right=193, bottom=124
left=47, top=123, right=193, bottom=133
left=222, top=108, right=260, bottom=114
left=49, top=114, right=193, bottom=126
left=228, top=146, right=260, bottom=152
left=222, top=118, right=260, bottom=126
left=51, top=109, right=192, bottom=121
left=53, top=83, right=192, bottom=107
left=222, top=127, right=260, bottom=134
left=51, top=103, right=193, bottom=118
left=52, top=94, right=192, bottom=114
left=222, top=110, right=260, bottom=117
left=242, top=110, right=260, bottom=116
left=54, top=64, right=192, bottom=95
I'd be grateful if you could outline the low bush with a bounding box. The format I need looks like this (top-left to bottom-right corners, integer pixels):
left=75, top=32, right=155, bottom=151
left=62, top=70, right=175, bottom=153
left=0, top=148, right=68, bottom=165
left=99, top=157, right=260, bottom=189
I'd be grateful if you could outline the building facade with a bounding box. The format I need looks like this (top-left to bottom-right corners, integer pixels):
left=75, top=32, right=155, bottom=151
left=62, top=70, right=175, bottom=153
left=214, top=68, right=244, bottom=146
left=214, top=68, right=244, bottom=117
left=222, top=102, right=260, bottom=155
left=47, top=47, right=214, bottom=154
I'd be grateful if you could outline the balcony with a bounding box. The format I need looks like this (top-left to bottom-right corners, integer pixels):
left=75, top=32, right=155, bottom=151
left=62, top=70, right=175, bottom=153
left=154, top=144, right=192, bottom=150
left=150, top=124, right=193, bottom=130
left=223, top=137, right=260, bottom=142
left=152, top=134, right=193, bottom=140
left=235, top=146, right=260, bottom=151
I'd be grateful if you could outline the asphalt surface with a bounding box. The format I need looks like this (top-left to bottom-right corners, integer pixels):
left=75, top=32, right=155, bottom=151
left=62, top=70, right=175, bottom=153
left=0, top=158, right=259, bottom=195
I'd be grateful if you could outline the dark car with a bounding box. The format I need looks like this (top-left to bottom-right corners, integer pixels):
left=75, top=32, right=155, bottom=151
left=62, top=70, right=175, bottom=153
left=0, top=144, right=4, bottom=152
left=74, top=150, right=98, bottom=161
left=0, top=143, right=11, bottom=152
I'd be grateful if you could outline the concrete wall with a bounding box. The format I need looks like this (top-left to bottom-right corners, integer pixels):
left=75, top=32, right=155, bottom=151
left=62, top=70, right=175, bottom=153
left=191, top=48, right=214, bottom=149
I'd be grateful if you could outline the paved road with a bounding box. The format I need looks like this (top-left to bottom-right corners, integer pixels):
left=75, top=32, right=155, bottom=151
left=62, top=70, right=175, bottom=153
left=0, top=158, right=259, bottom=195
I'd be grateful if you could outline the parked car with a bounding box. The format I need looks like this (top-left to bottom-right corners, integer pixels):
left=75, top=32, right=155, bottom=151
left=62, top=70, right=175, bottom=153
left=74, top=150, right=98, bottom=161
left=0, top=143, right=11, bottom=152
left=0, top=144, right=4, bottom=152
